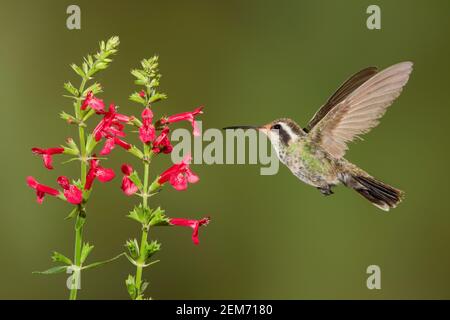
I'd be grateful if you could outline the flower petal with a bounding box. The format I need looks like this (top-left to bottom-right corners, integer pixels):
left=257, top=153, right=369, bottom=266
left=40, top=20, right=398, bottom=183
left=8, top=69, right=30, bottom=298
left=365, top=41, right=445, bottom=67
left=121, top=176, right=138, bottom=196
left=26, top=176, right=38, bottom=189
left=139, top=125, right=155, bottom=144
left=169, top=173, right=188, bottom=191
left=121, top=164, right=133, bottom=176
left=95, top=167, right=115, bottom=182
left=42, top=154, right=54, bottom=170
left=169, top=217, right=210, bottom=245
left=64, top=185, right=83, bottom=204
left=56, top=176, right=70, bottom=190
left=186, top=169, right=199, bottom=184
left=99, top=138, right=115, bottom=156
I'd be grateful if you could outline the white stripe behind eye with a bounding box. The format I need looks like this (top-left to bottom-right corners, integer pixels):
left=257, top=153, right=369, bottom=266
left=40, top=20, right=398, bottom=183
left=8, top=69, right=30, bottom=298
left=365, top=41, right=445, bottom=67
left=280, top=123, right=295, bottom=141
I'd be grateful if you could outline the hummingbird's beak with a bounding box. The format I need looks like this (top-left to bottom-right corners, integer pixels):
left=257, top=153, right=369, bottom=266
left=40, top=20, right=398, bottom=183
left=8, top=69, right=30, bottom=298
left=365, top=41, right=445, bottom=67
left=222, top=125, right=261, bottom=130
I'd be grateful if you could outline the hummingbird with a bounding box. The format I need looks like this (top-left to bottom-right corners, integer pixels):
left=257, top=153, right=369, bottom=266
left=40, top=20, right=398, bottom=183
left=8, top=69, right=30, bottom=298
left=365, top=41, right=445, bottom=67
left=224, top=62, right=413, bottom=211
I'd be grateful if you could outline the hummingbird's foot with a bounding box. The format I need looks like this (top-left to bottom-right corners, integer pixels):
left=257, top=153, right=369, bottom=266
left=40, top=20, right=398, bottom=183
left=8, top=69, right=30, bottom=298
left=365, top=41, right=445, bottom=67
left=318, top=186, right=334, bottom=196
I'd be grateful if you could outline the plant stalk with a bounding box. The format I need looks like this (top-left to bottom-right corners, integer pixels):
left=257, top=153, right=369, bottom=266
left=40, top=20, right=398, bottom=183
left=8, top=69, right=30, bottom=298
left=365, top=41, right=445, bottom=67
left=69, top=79, right=88, bottom=300
left=133, top=145, right=151, bottom=299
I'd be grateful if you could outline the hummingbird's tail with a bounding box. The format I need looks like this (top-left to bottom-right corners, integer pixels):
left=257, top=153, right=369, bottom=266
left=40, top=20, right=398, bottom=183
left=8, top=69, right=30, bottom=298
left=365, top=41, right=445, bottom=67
left=342, top=171, right=404, bottom=211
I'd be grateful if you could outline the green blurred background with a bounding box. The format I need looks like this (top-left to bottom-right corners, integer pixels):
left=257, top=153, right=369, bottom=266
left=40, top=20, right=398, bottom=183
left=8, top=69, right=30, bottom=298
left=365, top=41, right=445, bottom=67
left=1, top=0, right=449, bottom=299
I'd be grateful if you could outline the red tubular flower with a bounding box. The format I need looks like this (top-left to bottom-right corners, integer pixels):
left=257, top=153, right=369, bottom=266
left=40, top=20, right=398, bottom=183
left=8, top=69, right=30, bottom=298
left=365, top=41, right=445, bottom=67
left=139, top=108, right=155, bottom=144
left=158, top=155, right=199, bottom=191
left=93, top=104, right=130, bottom=142
left=81, top=91, right=105, bottom=113
left=57, top=176, right=83, bottom=205
left=85, top=157, right=115, bottom=190
left=121, top=164, right=138, bottom=196
left=161, top=106, right=203, bottom=136
left=139, top=90, right=146, bottom=98
left=100, top=137, right=132, bottom=156
left=31, top=147, right=65, bottom=170
left=169, top=217, right=210, bottom=245
left=152, top=126, right=173, bottom=154
left=26, top=176, right=60, bottom=204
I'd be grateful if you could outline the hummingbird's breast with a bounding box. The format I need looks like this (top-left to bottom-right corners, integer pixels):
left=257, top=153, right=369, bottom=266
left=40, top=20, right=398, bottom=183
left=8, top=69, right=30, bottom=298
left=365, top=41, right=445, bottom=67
left=283, top=139, right=339, bottom=187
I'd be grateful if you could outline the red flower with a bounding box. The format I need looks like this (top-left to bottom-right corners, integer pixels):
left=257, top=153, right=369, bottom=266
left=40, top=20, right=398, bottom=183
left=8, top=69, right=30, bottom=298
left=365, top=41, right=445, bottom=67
left=169, top=217, right=210, bottom=245
left=161, top=106, right=203, bottom=136
left=152, top=126, right=173, bottom=154
left=139, top=108, right=155, bottom=144
left=57, top=176, right=83, bottom=205
left=26, top=176, right=60, bottom=204
left=139, top=90, right=146, bottom=98
left=121, top=164, right=138, bottom=196
left=85, top=157, right=115, bottom=190
left=81, top=91, right=105, bottom=113
left=158, top=155, right=199, bottom=191
left=93, top=104, right=130, bottom=142
left=31, top=147, right=65, bottom=170
left=100, top=137, right=132, bottom=156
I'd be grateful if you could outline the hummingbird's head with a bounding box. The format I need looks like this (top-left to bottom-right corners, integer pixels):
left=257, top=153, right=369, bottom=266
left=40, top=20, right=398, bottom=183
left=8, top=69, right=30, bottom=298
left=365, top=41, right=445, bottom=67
left=223, top=118, right=305, bottom=156
left=259, top=118, right=305, bottom=152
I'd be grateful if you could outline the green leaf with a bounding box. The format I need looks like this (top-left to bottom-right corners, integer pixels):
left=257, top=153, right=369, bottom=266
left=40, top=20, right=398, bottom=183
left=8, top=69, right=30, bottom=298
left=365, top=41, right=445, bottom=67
left=63, top=138, right=80, bottom=156
left=125, top=239, right=140, bottom=260
left=65, top=207, right=79, bottom=220
left=51, top=252, right=73, bottom=265
left=148, top=92, right=167, bottom=104
left=64, top=82, right=79, bottom=96
left=82, top=62, right=89, bottom=75
left=125, top=275, right=138, bottom=299
left=149, top=207, right=169, bottom=226
left=128, top=171, right=143, bottom=191
left=85, top=134, right=98, bottom=155
left=33, top=265, right=68, bottom=275
left=144, top=240, right=161, bottom=261
left=71, top=63, right=85, bottom=78
left=140, top=281, right=149, bottom=294
left=106, top=36, right=120, bottom=51
left=81, top=253, right=125, bottom=271
left=72, top=179, right=83, bottom=190
left=82, top=82, right=102, bottom=96
left=82, top=108, right=96, bottom=122
left=80, top=243, right=94, bottom=264
left=128, top=145, right=144, bottom=160
left=127, top=204, right=151, bottom=225
left=76, top=215, right=86, bottom=230
left=129, top=92, right=146, bottom=105
left=131, top=69, right=147, bottom=81
left=124, top=253, right=159, bottom=268
left=60, top=111, right=77, bottom=124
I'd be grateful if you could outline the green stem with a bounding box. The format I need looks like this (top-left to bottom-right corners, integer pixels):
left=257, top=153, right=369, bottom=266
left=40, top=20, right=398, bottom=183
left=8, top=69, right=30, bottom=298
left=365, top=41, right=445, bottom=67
left=79, top=126, right=87, bottom=184
left=134, top=227, right=148, bottom=297
left=69, top=215, right=84, bottom=300
left=69, top=78, right=88, bottom=300
left=133, top=146, right=150, bottom=299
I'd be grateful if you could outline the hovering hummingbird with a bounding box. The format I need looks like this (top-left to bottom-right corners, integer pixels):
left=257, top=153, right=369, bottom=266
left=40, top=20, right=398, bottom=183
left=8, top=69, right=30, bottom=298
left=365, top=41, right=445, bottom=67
left=224, top=62, right=413, bottom=211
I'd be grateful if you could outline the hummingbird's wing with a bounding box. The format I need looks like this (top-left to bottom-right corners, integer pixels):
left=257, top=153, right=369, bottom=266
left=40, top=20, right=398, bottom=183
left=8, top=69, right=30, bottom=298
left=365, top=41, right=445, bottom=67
left=304, top=66, right=379, bottom=132
left=308, top=62, right=413, bottom=159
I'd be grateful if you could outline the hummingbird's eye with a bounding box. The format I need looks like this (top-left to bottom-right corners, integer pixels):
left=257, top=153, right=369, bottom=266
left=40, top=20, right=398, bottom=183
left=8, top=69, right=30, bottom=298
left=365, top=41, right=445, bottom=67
left=271, top=124, right=281, bottom=130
